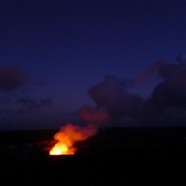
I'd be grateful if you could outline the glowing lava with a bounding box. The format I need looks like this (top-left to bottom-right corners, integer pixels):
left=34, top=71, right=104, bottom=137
left=49, top=143, right=75, bottom=155
left=49, top=123, right=97, bottom=155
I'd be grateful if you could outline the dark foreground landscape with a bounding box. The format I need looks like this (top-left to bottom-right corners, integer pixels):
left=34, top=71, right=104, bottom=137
left=0, top=127, right=186, bottom=185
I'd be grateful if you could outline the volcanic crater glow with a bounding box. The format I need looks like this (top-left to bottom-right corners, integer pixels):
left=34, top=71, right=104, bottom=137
left=49, top=123, right=97, bottom=156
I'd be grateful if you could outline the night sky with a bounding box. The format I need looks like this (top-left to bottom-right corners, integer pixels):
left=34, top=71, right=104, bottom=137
left=1, top=0, right=186, bottom=130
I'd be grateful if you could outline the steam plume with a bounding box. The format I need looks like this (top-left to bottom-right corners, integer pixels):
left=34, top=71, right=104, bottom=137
left=80, top=105, right=109, bottom=125
left=88, top=75, right=143, bottom=119
left=50, top=54, right=186, bottom=155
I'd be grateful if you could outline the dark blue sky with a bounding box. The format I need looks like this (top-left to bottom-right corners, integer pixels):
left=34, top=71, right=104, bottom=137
left=0, top=0, right=186, bottom=130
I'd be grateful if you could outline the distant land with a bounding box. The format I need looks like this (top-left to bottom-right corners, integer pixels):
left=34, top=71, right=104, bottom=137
left=0, top=127, right=186, bottom=185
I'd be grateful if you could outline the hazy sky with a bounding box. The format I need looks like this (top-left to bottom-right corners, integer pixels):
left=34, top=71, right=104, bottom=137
left=1, top=0, right=186, bottom=130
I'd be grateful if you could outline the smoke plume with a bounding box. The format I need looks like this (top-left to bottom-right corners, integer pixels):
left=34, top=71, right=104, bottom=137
left=85, top=55, right=186, bottom=126
left=87, top=75, right=143, bottom=119
left=80, top=105, right=109, bottom=125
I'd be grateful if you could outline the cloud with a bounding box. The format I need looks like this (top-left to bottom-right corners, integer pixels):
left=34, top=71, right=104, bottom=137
left=0, top=67, right=53, bottom=116
left=148, top=56, right=186, bottom=110
left=0, top=68, right=27, bottom=92
left=138, top=55, right=186, bottom=125
left=16, top=97, right=53, bottom=112
left=0, top=109, right=15, bottom=115
left=0, top=97, right=52, bottom=115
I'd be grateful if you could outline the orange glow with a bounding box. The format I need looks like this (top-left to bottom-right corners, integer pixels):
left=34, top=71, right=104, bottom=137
left=49, top=143, right=75, bottom=155
left=49, top=123, right=97, bottom=155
